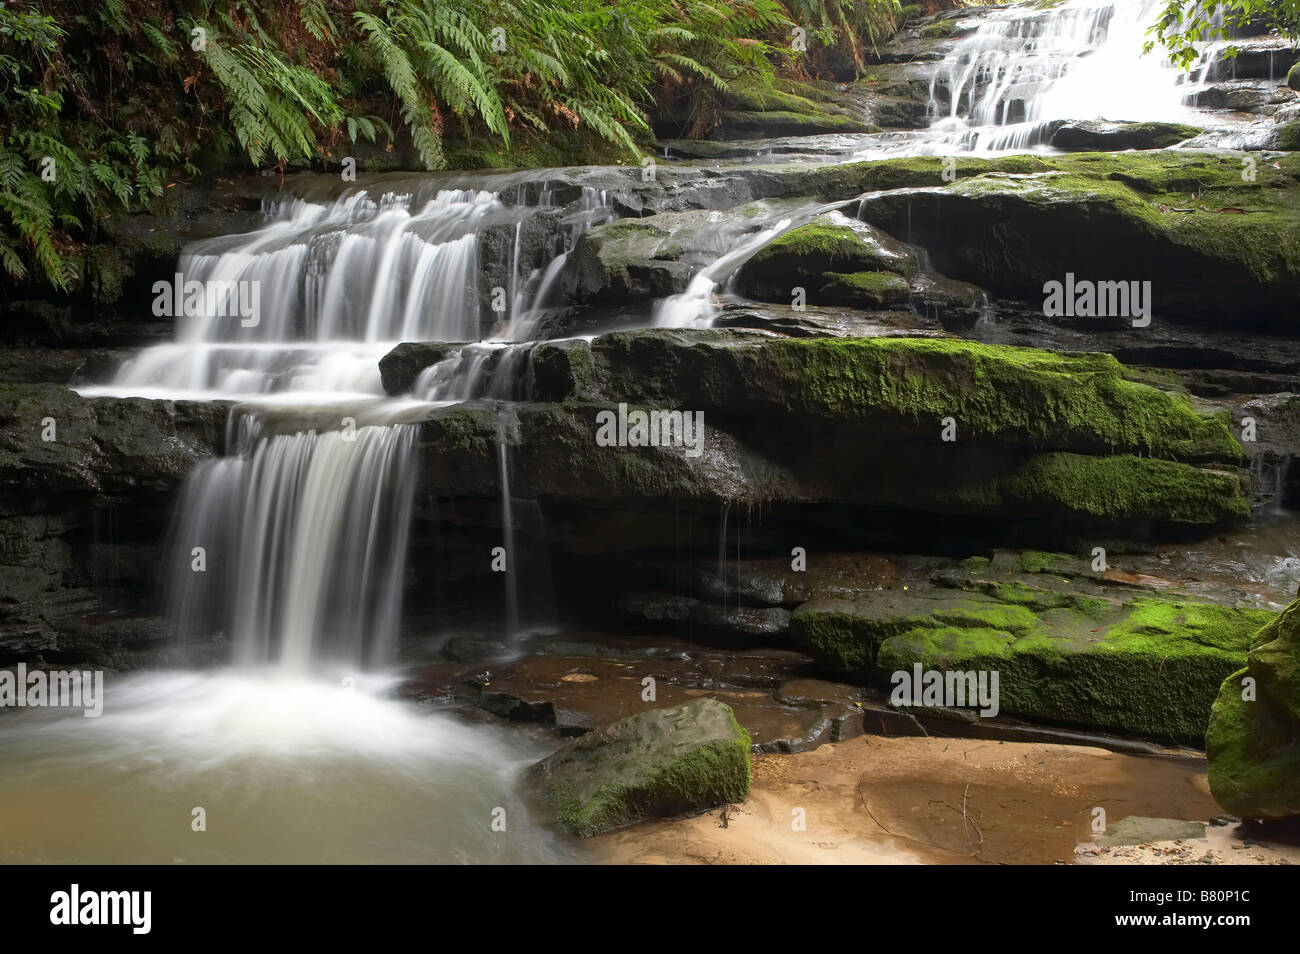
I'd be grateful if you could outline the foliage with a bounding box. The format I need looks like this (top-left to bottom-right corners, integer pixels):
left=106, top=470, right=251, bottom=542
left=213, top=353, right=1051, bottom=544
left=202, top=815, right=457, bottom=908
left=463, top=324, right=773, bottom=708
left=0, top=0, right=899, bottom=291
left=1145, top=0, right=1300, bottom=69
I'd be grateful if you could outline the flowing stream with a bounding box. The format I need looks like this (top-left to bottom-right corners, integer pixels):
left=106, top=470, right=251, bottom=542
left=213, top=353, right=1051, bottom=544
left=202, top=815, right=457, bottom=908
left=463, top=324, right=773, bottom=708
left=4, top=0, right=1279, bottom=862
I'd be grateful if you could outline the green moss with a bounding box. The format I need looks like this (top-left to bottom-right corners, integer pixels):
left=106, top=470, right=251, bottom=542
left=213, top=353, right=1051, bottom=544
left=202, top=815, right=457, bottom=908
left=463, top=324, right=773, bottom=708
left=722, top=80, right=822, bottom=114
left=1207, top=670, right=1300, bottom=819
left=536, top=700, right=752, bottom=837
left=1207, top=599, right=1300, bottom=818
left=945, top=153, right=1300, bottom=287
left=548, top=733, right=751, bottom=836
left=1278, top=120, right=1300, bottom=152
left=920, top=20, right=958, bottom=38
left=796, top=152, right=1300, bottom=301
left=790, top=599, right=881, bottom=675
left=821, top=270, right=911, bottom=307
left=759, top=337, right=1244, bottom=462
left=1014, top=550, right=1069, bottom=574
left=794, top=583, right=1274, bottom=742
left=1107, top=598, right=1271, bottom=653
left=760, top=224, right=879, bottom=269
left=896, top=4, right=923, bottom=25
left=717, top=109, right=875, bottom=135
left=946, top=453, right=1250, bottom=527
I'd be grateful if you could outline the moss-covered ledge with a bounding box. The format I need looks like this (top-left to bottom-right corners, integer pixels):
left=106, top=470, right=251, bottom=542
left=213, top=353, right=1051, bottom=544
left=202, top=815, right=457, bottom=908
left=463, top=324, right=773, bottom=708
left=791, top=558, right=1275, bottom=743
left=580, top=331, right=1246, bottom=463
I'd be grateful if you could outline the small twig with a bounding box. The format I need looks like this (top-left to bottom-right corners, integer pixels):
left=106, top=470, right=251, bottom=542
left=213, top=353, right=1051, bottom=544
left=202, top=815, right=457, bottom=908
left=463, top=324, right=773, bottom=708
left=860, top=794, right=893, bottom=835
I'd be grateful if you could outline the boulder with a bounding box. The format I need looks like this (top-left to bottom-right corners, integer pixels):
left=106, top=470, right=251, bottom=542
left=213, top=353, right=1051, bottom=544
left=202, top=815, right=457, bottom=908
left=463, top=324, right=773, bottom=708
left=526, top=697, right=752, bottom=836
left=1278, top=119, right=1300, bottom=151
left=790, top=554, right=1275, bottom=742
left=737, top=212, right=918, bottom=306
left=1207, top=598, right=1300, bottom=820
left=0, top=384, right=226, bottom=500
left=1049, top=120, right=1204, bottom=151
left=856, top=151, right=1300, bottom=327
left=377, top=342, right=464, bottom=396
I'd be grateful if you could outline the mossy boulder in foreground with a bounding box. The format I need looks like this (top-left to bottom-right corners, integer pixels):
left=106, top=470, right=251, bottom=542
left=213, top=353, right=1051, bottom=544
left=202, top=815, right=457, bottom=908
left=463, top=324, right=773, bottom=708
left=790, top=554, right=1275, bottom=742
left=527, top=697, right=752, bottom=836
left=1207, top=599, right=1300, bottom=820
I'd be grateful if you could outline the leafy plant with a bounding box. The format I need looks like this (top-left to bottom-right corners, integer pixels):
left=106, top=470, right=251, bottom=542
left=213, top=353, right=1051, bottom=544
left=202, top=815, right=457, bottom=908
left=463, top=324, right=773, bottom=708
left=1146, top=0, right=1300, bottom=69
left=0, top=0, right=901, bottom=291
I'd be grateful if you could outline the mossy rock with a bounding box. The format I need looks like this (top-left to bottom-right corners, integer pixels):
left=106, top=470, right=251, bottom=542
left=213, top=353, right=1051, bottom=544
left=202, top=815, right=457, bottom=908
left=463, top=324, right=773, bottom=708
left=896, top=4, right=924, bottom=25
left=526, top=697, right=752, bottom=836
left=585, top=332, right=1245, bottom=464
left=1278, top=120, right=1300, bottom=152
left=1049, top=120, right=1203, bottom=152
left=1287, top=62, right=1300, bottom=91
left=793, top=587, right=1274, bottom=742
left=920, top=19, right=959, bottom=38
left=744, top=216, right=918, bottom=286
left=1207, top=599, right=1300, bottom=819
left=711, top=109, right=877, bottom=140
left=851, top=151, right=1300, bottom=326
left=821, top=270, right=912, bottom=308
left=936, top=452, right=1250, bottom=528
left=407, top=331, right=1248, bottom=532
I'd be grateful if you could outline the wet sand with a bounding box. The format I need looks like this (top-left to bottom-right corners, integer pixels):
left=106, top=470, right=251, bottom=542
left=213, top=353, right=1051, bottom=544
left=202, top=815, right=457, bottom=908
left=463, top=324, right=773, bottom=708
left=599, top=735, right=1298, bottom=865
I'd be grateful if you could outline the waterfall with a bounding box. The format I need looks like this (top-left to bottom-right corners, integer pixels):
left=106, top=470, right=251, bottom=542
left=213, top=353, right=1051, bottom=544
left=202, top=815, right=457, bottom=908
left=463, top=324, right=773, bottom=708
left=165, top=413, right=419, bottom=672
left=921, top=0, right=1214, bottom=153
left=83, top=177, right=602, bottom=671
left=655, top=197, right=858, bottom=328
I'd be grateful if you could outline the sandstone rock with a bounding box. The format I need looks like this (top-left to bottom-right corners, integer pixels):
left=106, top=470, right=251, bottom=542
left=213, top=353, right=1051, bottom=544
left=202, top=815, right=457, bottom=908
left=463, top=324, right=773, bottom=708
left=526, top=698, right=751, bottom=836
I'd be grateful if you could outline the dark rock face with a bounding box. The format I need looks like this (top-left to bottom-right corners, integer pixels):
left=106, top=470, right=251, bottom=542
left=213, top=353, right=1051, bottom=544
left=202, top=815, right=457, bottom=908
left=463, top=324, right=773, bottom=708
left=378, top=343, right=464, bottom=396
left=0, top=385, right=226, bottom=666
left=2, top=177, right=270, bottom=349
left=525, top=697, right=751, bottom=836
left=1203, top=40, right=1300, bottom=82
left=1049, top=120, right=1204, bottom=152
left=394, top=330, right=1249, bottom=540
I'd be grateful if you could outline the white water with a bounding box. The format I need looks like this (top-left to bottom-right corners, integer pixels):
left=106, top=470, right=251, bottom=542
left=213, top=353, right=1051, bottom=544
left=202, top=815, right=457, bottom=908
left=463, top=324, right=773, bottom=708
left=826, top=0, right=1244, bottom=161
left=21, top=183, right=611, bottom=863
left=0, top=672, right=575, bottom=863
left=927, top=0, right=1208, bottom=151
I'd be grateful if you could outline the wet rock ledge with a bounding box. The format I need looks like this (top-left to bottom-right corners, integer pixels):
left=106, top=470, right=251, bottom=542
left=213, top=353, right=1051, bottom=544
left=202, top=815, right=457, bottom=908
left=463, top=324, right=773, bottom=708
left=387, top=329, right=1250, bottom=537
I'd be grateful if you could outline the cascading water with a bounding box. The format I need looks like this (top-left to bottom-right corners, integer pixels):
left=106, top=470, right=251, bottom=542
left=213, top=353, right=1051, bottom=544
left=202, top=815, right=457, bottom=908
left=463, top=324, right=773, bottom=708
left=655, top=198, right=858, bottom=328
left=827, top=0, right=1234, bottom=159
left=928, top=0, right=1208, bottom=151
left=15, top=177, right=610, bottom=863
